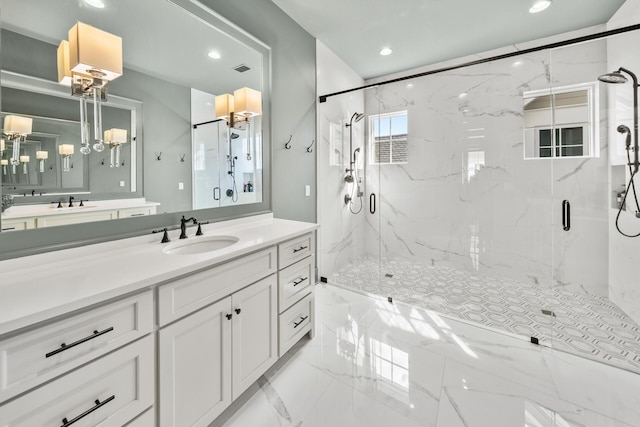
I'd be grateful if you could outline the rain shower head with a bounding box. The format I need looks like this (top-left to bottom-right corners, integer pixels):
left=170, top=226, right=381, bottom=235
left=346, top=112, right=365, bottom=127
left=598, top=70, right=628, bottom=84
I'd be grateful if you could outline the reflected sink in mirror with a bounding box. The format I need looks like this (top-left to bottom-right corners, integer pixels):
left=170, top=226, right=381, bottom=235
left=162, top=235, right=239, bottom=255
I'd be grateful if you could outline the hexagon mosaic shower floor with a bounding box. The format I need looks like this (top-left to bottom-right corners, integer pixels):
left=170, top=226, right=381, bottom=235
left=329, top=255, right=640, bottom=373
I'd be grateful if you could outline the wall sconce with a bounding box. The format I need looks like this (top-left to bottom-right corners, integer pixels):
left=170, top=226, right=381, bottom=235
left=36, top=150, right=49, bottom=173
left=104, top=128, right=127, bottom=168
left=215, top=87, right=262, bottom=129
left=59, top=144, right=75, bottom=172
left=57, top=22, right=123, bottom=155
left=3, top=115, right=33, bottom=166
left=9, top=158, right=17, bottom=174
left=0, top=139, right=5, bottom=153
left=19, top=155, right=30, bottom=175
left=1, top=159, right=7, bottom=175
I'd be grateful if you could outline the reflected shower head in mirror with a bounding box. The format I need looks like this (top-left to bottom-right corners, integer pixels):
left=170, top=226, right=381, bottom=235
left=230, top=132, right=240, bottom=139
left=598, top=71, right=628, bottom=84
left=345, top=112, right=364, bottom=127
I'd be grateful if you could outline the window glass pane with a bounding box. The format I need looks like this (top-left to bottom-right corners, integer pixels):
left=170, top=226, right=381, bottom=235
left=383, top=117, right=391, bottom=138
left=539, top=147, right=553, bottom=157
left=376, top=138, right=391, bottom=163
left=562, top=146, right=583, bottom=156
left=391, top=115, right=407, bottom=135
left=560, top=127, right=583, bottom=147
left=373, top=118, right=380, bottom=138
left=539, top=129, right=552, bottom=147
left=391, top=139, right=408, bottom=163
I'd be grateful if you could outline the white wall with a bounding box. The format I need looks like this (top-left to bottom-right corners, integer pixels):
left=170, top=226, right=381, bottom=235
left=316, top=40, right=367, bottom=278
left=607, top=0, right=640, bottom=324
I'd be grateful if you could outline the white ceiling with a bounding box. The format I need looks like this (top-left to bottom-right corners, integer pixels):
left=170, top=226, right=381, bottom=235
left=0, top=0, right=262, bottom=96
left=271, top=0, right=627, bottom=80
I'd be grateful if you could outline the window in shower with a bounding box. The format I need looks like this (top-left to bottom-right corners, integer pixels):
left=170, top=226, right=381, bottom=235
left=369, top=110, right=408, bottom=164
left=522, top=82, right=598, bottom=159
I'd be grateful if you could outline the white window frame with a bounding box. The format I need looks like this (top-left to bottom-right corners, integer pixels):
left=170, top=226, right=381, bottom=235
left=368, top=110, right=408, bottom=165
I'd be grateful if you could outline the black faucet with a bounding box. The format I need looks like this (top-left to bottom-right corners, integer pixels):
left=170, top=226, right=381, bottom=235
left=68, top=196, right=75, bottom=207
left=180, top=215, right=197, bottom=239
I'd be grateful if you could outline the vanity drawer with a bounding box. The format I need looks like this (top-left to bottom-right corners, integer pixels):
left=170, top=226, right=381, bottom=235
left=278, top=233, right=313, bottom=269
left=118, top=206, right=157, bottom=219
left=1, top=217, right=36, bottom=232
left=278, top=256, right=314, bottom=313
left=158, top=247, right=277, bottom=326
left=124, top=407, right=155, bottom=426
left=0, top=335, right=154, bottom=427
left=278, top=293, right=313, bottom=357
left=0, top=291, right=153, bottom=402
left=36, top=210, right=118, bottom=228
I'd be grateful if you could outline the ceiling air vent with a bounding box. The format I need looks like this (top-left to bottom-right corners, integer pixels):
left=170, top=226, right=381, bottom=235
left=233, top=64, right=251, bottom=73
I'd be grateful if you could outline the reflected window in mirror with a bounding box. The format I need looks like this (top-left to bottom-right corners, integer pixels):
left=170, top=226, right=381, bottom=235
left=523, top=82, right=599, bottom=159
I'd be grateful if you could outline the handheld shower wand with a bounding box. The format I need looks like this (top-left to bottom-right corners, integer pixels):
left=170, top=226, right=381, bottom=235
left=344, top=112, right=364, bottom=182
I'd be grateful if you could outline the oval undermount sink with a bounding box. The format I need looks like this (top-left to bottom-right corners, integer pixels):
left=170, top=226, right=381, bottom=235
left=162, top=235, right=239, bottom=255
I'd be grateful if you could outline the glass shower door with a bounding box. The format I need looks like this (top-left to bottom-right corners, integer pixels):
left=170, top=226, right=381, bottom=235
left=192, top=120, right=224, bottom=209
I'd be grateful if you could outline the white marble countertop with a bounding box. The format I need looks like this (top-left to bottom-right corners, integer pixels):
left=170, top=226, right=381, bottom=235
left=1, top=198, right=160, bottom=218
left=0, top=213, right=318, bottom=336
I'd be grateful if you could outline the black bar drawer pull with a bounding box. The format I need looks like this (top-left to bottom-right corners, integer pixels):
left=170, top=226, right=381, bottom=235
left=293, top=277, right=308, bottom=286
left=60, top=395, right=115, bottom=427
left=1, top=227, right=16, bottom=231
left=293, top=245, right=308, bottom=253
left=562, top=200, right=571, bottom=231
left=130, top=213, right=145, bottom=217
left=293, top=315, right=309, bottom=328
left=45, top=327, right=114, bottom=358
left=370, top=193, right=376, bottom=214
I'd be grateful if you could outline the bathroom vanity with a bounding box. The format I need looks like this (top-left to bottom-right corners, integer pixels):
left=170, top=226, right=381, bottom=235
left=0, top=213, right=317, bottom=426
left=0, top=198, right=159, bottom=231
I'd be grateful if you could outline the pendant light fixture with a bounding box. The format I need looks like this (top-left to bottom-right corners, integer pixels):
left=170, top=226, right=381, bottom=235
left=57, top=22, right=123, bottom=155
left=59, top=144, right=75, bottom=172
left=104, top=128, right=127, bottom=167
left=3, top=115, right=33, bottom=166
left=36, top=150, right=49, bottom=173
left=215, top=87, right=262, bottom=129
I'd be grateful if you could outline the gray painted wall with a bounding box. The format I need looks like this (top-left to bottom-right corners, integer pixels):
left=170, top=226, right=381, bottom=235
left=202, top=0, right=317, bottom=223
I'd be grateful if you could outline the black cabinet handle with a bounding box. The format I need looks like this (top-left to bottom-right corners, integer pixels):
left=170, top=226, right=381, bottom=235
left=370, top=193, right=376, bottom=214
left=293, top=277, right=308, bottom=286
left=213, top=187, right=221, bottom=201
left=45, top=327, right=114, bottom=358
left=130, top=213, right=145, bottom=217
left=562, top=200, right=571, bottom=231
left=60, top=395, right=115, bottom=427
left=293, top=246, right=308, bottom=253
left=226, top=313, right=232, bottom=320
left=235, top=308, right=241, bottom=315
left=293, top=316, right=309, bottom=328
left=1, top=227, right=16, bottom=231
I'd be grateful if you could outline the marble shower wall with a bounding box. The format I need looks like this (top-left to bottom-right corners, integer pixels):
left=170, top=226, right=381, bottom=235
left=363, top=41, right=609, bottom=296
left=316, top=41, right=367, bottom=278
left=606, top=2, right=640, bottom=325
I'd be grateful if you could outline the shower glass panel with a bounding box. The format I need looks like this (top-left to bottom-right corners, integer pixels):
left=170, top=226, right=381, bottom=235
left=548, top=32, right=640, bottom=374
left=192, top=121, right=225, bottom=210
left=318, top=26, right=640, bottom=376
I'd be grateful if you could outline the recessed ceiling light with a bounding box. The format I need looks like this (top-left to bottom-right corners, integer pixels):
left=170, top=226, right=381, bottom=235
left=529, top=0, right=551, bottom=14
left=407, top=83, right=414, bottom=88
left=208, top=51, right=221, bottom=59
left=380, top=47, right=393, bottom=56
left=458, top=92, right=468, bottom=99
left=513, top=60, right=524, bottom=67
left=85, top=0, right=105, bottom=8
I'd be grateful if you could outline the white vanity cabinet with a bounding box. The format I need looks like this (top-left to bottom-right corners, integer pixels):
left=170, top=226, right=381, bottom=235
left=0, top=217, right=35, bottom=232
left=0, top=216, right=317, bottom=427
left=277, top=233, right=315, bottom=356
left=158, top=274, right=277, bottom=427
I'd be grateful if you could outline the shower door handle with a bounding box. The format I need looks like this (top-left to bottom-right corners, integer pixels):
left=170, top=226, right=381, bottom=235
left=369, top=193, right=376, bottom=214
left=562, top=200, right=571, bottom=231
left=213, top=187, right=221, bottom=200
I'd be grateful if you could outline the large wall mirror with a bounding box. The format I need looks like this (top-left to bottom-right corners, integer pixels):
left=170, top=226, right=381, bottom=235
left=0, top=0, right=270, bottom=235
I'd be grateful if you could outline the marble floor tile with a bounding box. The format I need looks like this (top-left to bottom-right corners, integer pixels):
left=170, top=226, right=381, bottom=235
left=218, top=285, right=639, bottom=427
left=329, top=255, right=640, bottom=372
